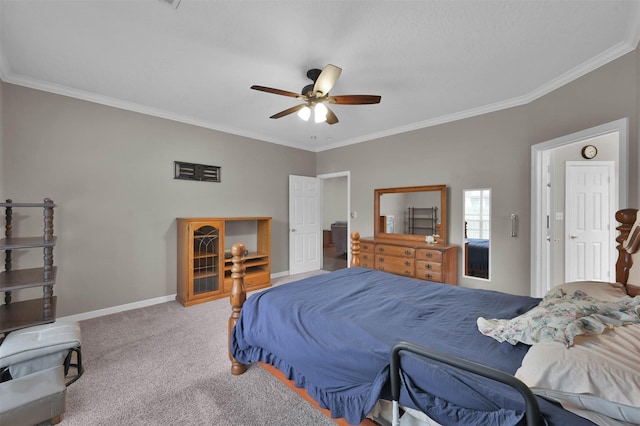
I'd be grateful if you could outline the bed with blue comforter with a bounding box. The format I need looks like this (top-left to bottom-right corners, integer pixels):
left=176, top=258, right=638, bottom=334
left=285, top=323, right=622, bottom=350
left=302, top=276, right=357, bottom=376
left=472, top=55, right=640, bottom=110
left=465, top=238, right=489, bottom=278
left=230, top=267, right=595, bottom=425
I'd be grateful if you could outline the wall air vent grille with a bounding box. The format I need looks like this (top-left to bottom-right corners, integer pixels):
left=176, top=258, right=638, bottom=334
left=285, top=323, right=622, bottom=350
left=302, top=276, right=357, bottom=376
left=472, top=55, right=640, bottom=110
left=174, top=161, right=221, bottom=183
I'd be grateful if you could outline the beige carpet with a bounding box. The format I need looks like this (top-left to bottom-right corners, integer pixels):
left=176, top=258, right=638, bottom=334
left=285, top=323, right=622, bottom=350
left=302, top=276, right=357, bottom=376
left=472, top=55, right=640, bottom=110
left=63, top=272, right=335, bottom=425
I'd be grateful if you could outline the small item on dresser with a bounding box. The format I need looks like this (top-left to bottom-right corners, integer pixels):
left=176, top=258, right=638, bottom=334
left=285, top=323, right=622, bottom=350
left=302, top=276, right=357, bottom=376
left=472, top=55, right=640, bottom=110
left=425, top=235, right=435, bottom=244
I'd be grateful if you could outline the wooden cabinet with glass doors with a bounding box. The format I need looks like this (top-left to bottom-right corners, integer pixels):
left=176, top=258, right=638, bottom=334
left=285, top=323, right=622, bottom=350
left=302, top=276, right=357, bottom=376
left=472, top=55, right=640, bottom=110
left=176, top=217, right=271, bottom=307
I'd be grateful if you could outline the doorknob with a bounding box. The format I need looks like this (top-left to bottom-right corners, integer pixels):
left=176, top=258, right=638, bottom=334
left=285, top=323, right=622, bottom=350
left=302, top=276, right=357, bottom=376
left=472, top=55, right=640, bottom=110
left=570, top=234, right=578, bottom=239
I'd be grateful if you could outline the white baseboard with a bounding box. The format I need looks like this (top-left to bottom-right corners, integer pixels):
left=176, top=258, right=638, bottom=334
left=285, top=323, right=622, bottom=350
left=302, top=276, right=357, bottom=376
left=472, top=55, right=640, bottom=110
left=57, top=294, right=177, bottom=323
left=271, top=270, right=289, bottom=279
left=57, top=272, right=291, bottom=323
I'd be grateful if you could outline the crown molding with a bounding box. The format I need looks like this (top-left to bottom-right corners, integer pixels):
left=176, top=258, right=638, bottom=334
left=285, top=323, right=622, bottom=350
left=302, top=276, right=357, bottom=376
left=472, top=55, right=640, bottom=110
left=315, top=38, right=639, bottom=152
left=3, top=35, right=638, bottom=154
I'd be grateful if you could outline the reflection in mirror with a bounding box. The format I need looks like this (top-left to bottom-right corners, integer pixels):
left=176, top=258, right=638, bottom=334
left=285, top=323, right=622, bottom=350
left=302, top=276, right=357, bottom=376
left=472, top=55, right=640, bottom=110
left=463, top=189, right=491, bottom=280
left=374, top=185, right=447, bottom=243
left=380, top=192, right=441, bottom=235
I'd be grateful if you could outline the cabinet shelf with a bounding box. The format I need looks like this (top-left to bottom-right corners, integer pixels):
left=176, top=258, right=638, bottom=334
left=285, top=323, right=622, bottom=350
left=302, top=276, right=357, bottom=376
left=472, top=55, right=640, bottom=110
left=0, top=201, right=56, bottom=208
left=0, top=296, right=57, bottom=333
left=224, top=252, right=269, bottom=271
left=193, top=270, right=219, bottom=279
left=1, top=198, right=57, bottom=334
left=0, top=266, right=57, bottom=292
left=193, top=252, right=218, bottom=259
left=0, top=236, right=57, bottom=250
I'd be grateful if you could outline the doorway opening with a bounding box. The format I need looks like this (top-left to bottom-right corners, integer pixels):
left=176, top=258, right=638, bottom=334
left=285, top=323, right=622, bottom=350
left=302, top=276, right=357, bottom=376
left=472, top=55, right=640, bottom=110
left=530, top=118, right=629, bottom=297
left=319, top=172, right=350, bottom=271
left=288, top=172, right=351, bottom=275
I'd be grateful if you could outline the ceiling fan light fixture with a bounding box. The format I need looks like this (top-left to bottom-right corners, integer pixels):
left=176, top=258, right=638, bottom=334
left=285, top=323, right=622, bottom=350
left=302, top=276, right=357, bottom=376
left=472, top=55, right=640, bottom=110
left=314, top=103, right=328, bottom=123
left=250, top=64, right=380, bottom=125
left=298, top=106, right=311, bottom=121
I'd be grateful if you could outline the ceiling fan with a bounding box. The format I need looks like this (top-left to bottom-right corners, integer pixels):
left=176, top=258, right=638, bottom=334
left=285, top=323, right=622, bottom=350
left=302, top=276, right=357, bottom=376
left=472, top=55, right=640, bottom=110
left=250, top=64, right=381, bottom=125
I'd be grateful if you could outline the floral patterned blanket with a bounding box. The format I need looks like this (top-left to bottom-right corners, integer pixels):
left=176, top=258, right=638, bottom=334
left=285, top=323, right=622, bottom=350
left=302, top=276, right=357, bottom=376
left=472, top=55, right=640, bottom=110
left=477, top=289, right=640, bottom=347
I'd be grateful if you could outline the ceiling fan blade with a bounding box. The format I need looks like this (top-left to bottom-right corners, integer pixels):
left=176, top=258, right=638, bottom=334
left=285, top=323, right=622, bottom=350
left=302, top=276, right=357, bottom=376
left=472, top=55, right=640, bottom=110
left=313, top=64, right=342, bottom=96
left=269, top=104, right=306, bottom=119
left=328, top=94, right=381, bottom=105
left=251, top=85, right=301, bottom=98
left=325, top=106, right=339, bottom=125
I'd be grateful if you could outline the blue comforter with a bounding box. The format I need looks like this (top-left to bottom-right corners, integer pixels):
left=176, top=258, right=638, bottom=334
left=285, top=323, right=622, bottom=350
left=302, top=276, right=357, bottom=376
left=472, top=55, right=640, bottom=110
left=230, top=267, right=594, bottom=425
left=466, top=238, right=489, bottom=272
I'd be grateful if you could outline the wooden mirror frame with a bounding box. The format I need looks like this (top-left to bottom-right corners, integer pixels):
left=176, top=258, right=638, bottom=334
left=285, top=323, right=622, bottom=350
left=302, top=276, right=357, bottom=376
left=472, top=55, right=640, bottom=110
left=374, top=184, right=448, bottom=244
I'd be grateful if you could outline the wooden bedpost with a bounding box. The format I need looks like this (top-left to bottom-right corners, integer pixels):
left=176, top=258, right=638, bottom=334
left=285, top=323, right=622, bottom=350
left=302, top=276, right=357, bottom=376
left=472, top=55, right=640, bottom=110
left=616, top=208, right=638, bottom=296
left=350, top=232, right=361, bottom=267
left=228, top=242, right=247, bottom=375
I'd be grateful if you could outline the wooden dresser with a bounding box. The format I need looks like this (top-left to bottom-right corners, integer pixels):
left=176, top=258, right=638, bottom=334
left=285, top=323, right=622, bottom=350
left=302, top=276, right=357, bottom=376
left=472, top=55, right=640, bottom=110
left=359, top=237, right=458, bottom=285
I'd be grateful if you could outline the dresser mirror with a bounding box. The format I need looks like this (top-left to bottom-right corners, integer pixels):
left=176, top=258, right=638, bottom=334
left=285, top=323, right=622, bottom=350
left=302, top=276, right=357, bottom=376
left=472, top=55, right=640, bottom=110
left=463, top=188, right=491, bottom=280
left=374, top=185, right=447, bottom=243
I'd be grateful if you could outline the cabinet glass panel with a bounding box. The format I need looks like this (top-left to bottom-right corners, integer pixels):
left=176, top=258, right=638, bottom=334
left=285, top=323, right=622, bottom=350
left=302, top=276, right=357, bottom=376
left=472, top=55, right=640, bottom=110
left=193, top=225, right=219, bottom=294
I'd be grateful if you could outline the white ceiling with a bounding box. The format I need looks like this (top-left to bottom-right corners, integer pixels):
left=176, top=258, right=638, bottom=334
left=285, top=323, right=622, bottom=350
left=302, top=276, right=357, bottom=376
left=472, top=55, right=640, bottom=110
left=1, top=1, right=639, bottom=152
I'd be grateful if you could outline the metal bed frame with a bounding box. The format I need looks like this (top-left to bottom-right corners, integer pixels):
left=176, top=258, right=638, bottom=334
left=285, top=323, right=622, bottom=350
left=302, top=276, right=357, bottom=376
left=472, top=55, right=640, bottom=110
left=390, top=341, right=542, bottom=426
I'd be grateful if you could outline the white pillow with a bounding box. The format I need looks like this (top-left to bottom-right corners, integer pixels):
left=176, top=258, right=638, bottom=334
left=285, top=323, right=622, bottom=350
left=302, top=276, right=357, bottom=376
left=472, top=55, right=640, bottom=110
left=515, top=324, right=640, bottom=423
left=549, top=281, right=629, bottom=301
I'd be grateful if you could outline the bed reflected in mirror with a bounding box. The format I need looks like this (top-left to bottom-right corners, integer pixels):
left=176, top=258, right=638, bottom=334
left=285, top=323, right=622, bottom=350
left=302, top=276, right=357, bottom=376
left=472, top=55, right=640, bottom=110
left=463, top=189, right=491, bottom=280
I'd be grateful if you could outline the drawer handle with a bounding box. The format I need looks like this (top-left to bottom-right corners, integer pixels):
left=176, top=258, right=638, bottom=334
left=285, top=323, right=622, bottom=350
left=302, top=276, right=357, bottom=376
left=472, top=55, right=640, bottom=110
left=426, top=264, right=432, bottom=270
left=404, top=271, right=411, bottom=275
left=404, top=261, right=411, bottom=267
left=378, top=257, right=385, bottom=262
left=426, top=273, right=433, bottom=279
left=363, top=254, right=369, bottom=259
left=426, top=253, right=433, bottom=258
left=404, top=250, right=411, bottom=256
left=378, top=247, right=385, bottom=252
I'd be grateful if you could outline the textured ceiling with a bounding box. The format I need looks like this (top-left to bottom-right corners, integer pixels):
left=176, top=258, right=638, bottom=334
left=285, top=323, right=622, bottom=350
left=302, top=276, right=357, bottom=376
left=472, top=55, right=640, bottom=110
left=1, top=1, right=639, bottom=152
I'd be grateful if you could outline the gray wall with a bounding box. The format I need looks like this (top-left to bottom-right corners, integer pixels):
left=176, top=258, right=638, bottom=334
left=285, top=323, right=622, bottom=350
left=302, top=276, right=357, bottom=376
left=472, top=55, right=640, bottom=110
left=0, top=81, right=3, bottom=198
left=1, top=47, right=638, bottom=316
left=317, top=48, right=639, bottom=296
left=1, top=84, right=315, bottom=316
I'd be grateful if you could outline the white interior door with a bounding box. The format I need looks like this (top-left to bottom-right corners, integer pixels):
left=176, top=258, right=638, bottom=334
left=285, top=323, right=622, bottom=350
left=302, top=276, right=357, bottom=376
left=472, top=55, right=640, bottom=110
left=565, top=161, right=615, bottom=282
left=289, top=175, right=321, bottom=275
left=530, top=118, right=628, bottom=297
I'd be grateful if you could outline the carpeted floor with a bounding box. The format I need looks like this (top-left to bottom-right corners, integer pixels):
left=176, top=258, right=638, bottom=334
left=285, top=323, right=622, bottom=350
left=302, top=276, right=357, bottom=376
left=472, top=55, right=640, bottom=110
left=63, top=272, right=335, bottom=425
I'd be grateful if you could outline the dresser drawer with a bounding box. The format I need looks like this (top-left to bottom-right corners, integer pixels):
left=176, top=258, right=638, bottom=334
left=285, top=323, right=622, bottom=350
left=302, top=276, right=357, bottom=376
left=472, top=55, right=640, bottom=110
left=416, top=260, right=442, bottom=273
left=415, top=269, right=443, bottom=283
left=375, top=255, right=414, bottom=277
left=360, top=239, right=374, bottom=252
left=360, top=252, right=374, bottom=268
left=376, top=244, right=415, bottom=258
left=416, top=248, right=443, bottom=262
